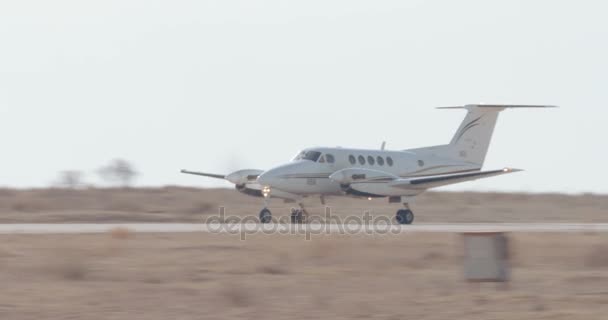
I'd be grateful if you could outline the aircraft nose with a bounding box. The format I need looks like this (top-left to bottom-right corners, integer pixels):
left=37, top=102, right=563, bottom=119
left=256, top=170, right=278, bottom=187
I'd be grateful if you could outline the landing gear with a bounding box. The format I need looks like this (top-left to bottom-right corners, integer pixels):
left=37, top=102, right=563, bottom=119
left=396, top=205, right=414, bottom=225
left=290, top=208, right=306, bottom=224
left=259, top=190, right=273, bottom=223
left=259, top=208, right=272, bottom=223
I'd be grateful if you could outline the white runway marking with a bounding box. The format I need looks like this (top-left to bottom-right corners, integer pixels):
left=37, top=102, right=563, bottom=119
left=0, top=223, right=607, bottom=234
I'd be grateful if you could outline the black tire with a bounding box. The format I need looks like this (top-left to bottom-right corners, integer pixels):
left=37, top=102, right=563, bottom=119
left=259, top=208, right=272, bottom=223
left=290, top=209, right=305, bottom=224
left=396, top=209, right=414, bottom=225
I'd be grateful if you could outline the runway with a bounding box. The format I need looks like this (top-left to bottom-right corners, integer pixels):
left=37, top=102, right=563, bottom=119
left=1, top=223, right=608, bottom=234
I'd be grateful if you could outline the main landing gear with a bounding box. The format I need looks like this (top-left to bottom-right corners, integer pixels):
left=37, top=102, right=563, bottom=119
left=396, top=204, right=415, bottom=225
left=290, top=205, right=309, bottom=224
left=258, top=205, right=308, bottom=224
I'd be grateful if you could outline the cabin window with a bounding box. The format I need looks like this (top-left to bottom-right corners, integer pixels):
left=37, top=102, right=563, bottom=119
left=387, top=156, right=394, bottom=166
left=326, top=154, right=335, bottom=163
left=292, top=151, right=305, bottom=161
left=367, top=155, right=375, bottom=165
left=377, top=156, right=385, bottom=166
left=418, top=160, right=424, bottom=167
left=358, top=155, right=366, bottom=165
left=302, top=151, right=322, bottom=162
left=349, top=155, right=356, bottom=164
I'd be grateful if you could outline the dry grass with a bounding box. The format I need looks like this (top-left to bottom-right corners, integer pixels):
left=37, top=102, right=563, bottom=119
left=219, top=282, right=253, bottom=308
left=43, top=249, right=91, bottom=281
left=0, top=188, right=607, bottom=223
left=183, top=202, right=214, bottom=215
left=585, top=244, right=608, bottom=268
left=58, top=256, right=88, bottom=280
left=0, top=232, right=608, bottom=319
left=257, top=251, right=291, bottom=275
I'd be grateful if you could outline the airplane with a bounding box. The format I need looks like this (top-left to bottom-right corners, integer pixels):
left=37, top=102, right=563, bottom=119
left=182, top=104, right=555, bottom=224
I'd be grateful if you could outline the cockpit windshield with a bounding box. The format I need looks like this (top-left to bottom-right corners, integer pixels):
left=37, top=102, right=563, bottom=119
left=292, top=150, right=322, bottom=162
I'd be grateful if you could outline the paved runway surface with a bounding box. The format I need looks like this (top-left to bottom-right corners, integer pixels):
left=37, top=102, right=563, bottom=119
left=1, top=223, right=608, bottom=234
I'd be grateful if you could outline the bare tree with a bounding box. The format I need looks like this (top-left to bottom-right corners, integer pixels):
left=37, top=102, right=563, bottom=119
left=98, top=159, right=138, bottom=187
left=56, top=170, right=84, bottom=189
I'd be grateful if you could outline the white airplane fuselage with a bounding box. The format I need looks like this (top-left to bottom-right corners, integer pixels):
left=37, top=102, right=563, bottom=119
left=257, top=147, right=479, bottom=197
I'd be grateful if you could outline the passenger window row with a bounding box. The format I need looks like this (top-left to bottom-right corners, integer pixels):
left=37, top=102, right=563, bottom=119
left=348, top=155, right=393, bottom=166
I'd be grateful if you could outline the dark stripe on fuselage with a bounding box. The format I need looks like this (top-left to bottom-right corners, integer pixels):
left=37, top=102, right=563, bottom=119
left=454, top=115, right=483, bottom=143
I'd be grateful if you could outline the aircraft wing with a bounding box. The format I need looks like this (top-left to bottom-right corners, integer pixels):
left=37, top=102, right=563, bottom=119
left=390, top=168, right=522, bottom=190
left=180, top=169, right=226, bottom=180
left=333, top=167, right=522, bottom=197
left=180, top=168, right=301, bottom=201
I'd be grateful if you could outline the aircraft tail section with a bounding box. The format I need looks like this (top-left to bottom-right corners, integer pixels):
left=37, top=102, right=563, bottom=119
left=410, top=104, right=556, bottom=167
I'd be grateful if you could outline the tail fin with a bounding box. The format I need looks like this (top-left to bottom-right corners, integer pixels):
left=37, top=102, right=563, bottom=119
left=412, top=104, right=556, bottom=166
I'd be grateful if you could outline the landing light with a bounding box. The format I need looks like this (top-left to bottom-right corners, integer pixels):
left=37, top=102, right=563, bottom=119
left=367, top=197, right=372, bottom=201
left=262, top=186, right=271, bottom=198
left=503, top=168, right=510, bottom=172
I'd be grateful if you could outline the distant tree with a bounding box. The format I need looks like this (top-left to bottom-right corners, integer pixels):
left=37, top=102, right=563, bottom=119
left=56, top=170, right=84, bottom=189
left=97, top=159, right=138, bottom=187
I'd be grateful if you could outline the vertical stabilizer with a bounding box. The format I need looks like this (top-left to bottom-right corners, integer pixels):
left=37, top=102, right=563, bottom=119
left=410, top=104, right=556, bottom=167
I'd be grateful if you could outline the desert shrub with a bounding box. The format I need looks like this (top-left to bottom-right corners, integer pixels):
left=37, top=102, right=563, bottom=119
left=220, top=283, right=251, bottom=308
left=257, top=264, right=288, bottom=275
left=585, top=244, right=608, bottom=268
left=183, top=202, right=214, bottom=214
left=103, top=199, right=144, bottom=212
left=48, top=253, right=89, bottom=281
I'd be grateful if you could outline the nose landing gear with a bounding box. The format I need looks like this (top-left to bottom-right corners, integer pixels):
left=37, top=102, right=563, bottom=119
left=259, top=190, right=273, bottom=223
left=259, top=208, right=272, bottom=223
left=396, top=204, right=414, bottom=225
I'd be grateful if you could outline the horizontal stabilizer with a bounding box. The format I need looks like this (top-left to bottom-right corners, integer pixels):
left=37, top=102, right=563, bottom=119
left=438, top=104, right=557, bottom=110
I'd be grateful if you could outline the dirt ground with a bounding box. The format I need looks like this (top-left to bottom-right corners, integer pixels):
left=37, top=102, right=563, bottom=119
left=1, top=188, right=608, bottom=319
left=0, top=187, right=607, bottom=223
left=1, top=231, right=608, bottom=319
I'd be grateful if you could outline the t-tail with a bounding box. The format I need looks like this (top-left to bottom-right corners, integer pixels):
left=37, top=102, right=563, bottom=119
left=410, top=104, right=557, bottom=167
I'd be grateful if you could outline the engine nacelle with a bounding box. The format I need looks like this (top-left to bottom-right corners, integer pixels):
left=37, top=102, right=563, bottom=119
left=225, top=169, right=264, bottom=185
left=330, top=168, right=421, bottom=198
left=235, top=182, right=300, bottom=200
left=235, top=183, right=264, bottom=197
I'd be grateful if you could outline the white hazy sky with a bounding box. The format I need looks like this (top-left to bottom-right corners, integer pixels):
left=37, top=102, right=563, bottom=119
left=1, top=0, right=607, bottom=193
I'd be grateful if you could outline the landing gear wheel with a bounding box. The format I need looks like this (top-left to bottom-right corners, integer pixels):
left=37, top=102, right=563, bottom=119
left=290, top=208, right=305, bottom=224
left=396, top=209, right=414, bottom=225
left=259, top=208, right=272, bottom=223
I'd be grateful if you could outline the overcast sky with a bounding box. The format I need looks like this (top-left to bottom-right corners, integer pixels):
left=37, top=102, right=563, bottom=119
left=1, top=0, right=607, bottom=193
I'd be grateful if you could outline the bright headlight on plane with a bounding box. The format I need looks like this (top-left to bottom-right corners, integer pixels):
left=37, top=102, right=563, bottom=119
left=262, top=186, right=271, bottom=198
